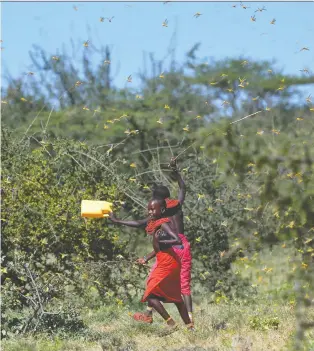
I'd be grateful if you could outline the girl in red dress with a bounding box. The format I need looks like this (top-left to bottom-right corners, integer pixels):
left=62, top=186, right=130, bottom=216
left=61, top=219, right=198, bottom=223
left=110, top=199, right=193, bottom=330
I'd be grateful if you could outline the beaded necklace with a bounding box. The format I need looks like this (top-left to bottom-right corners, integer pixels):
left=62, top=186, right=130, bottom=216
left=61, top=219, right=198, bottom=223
left=145, top=217, right=170, bottom=235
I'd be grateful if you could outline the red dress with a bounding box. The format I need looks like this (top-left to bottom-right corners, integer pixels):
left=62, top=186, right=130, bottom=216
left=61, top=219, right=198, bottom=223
left=148, top=199, right=192, bottom=296
left=141, top=218, right=182, bottom=303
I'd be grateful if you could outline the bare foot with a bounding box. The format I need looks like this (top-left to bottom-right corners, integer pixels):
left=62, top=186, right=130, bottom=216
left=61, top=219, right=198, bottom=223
left=166, top=318, right=176, bottom=327
left=158, top=322, right=178, bottom=337
left=144, top=310, right=153, bottom=317
left=186, top=323, right=195, bottom=332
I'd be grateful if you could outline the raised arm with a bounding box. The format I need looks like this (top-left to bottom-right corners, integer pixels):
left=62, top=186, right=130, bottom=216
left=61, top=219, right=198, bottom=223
left=158, top=223, right=182, bottom=246
left=109, top=212, right=148, bottom=228
left=169, top=157, right=186, bottom=205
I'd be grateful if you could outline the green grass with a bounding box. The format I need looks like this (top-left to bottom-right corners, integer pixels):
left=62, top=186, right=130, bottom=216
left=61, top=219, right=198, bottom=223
left=4, top=298, right=313, bottom=351
left=3, top=246, right=314, bottom=351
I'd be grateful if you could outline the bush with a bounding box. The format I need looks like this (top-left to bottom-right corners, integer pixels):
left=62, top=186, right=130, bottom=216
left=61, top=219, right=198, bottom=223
left=1, top=128, right=144, bottom=336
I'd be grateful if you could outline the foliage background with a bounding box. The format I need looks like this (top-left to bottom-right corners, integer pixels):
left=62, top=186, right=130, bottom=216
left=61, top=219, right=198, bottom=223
left=1, top=21, right=314, bottom=350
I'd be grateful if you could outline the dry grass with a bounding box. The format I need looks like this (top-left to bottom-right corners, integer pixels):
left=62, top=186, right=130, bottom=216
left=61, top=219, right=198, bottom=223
left=87, top=299, right=299, bottom=351
left=3, top=296, right=314, bottom=351
left=3, top=246, right=314, bottom=351
left=3, top=299, right=305, bottom=351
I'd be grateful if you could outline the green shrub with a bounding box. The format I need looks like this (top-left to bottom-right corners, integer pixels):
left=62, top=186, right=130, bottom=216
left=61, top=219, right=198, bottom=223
left=249, top=315, right=280, bottom=331
left=1, top=128, right=143, bottom=336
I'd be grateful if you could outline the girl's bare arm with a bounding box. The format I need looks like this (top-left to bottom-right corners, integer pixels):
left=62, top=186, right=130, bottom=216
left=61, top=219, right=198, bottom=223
left=173, top=169, right=186, bottom=205
left=144, top=250, right=156, bottom=262
left=169, top=158, right=186, bottom=205
left=109, top=212, right=148, bottom=228
left=158, top=223, right=182, bottom=245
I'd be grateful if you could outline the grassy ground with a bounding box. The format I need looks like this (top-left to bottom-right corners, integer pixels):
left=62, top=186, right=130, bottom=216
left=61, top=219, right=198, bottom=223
left=3, top=300, right=314, bottom=351
left=3, top=246, right=314, bottom=351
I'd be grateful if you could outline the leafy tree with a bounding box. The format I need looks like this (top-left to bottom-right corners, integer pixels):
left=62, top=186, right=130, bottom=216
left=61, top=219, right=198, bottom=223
left=214, top=115, right=314, bottom=349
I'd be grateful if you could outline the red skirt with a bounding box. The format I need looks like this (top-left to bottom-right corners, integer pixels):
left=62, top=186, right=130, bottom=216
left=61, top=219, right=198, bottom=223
left=148, top=234, right=192, bottom=295
left=141, top=249, right=182, bottom=303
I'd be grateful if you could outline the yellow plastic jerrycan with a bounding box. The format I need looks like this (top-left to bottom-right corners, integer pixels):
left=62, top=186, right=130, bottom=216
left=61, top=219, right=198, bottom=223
left=81, top=200, right=113, bottom=218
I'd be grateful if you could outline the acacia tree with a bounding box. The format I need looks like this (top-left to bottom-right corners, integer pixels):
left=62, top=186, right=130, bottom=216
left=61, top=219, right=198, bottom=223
left=184, top=44, right=314, bottom=116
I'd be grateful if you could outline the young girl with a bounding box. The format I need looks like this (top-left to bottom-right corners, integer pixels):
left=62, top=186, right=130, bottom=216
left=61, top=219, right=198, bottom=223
left=141, top=158, right=193, bottom=323
left=109, top=158, right=194, bottom=323
left=109, top=199, right=193, bottom=331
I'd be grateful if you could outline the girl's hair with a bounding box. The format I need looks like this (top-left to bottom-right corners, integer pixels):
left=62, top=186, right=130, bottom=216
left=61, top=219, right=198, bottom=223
left=151, top=198, right=166, bottom=211
left=152, top=185, right=170, bottom=200
left=165, top=205, right=181, bottom=217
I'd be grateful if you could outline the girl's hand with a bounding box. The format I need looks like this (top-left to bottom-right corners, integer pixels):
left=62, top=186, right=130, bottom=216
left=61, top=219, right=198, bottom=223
left=109, top=212, right=117, bottom=222
left=169, top=157, right=178, bottom=171
left=136, top=257, right=147, bottom=265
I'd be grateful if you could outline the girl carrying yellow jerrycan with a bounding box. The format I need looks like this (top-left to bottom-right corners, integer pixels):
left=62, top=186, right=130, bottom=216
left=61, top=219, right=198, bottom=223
left=81, top=200, right=113, bottom=218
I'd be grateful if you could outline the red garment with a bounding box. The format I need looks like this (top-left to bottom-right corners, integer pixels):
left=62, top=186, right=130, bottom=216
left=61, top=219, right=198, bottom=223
left=165, top=198, right=180, bottom=209
left=145, top=217, right=170, bottom=235
left=174, top=234, right=192, bottom=295
left=141, top=249, right=182, bottom=303
left=148, top=234, right=192, bottom=296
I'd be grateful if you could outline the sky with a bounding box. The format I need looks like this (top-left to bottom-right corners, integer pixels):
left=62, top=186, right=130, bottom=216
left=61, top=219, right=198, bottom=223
left=1, top=1, right=314, bottom=91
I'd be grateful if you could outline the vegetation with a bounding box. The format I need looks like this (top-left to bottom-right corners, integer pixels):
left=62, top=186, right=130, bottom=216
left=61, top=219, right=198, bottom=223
left=1, top=41, right=314, bottom=350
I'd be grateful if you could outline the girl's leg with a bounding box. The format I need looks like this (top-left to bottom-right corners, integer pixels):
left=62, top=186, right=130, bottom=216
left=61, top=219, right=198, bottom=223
left=182, top=295, right=193, bottom=321
left=174, top=301, right=191, bottom=325
left=145, top=301, right=153, bottom=316
left=148, top=297, right=176, bottom=326
left=145, top=261, right=158, bottom=317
